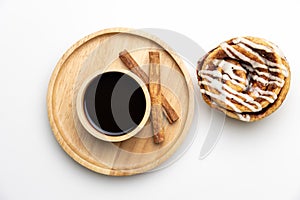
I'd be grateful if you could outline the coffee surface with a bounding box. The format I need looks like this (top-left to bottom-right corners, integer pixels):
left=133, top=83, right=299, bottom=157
left=84, top=72, right=146, bottom=136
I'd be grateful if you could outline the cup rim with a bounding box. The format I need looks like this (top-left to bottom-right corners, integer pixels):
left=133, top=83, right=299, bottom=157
left=76, top=69, right=151, bottom=142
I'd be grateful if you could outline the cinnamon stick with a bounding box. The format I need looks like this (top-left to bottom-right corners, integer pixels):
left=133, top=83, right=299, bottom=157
left=149, top=52, right=164, bottom=144
left=119, top=50, right=149, bottom=84
left=119, top=50, right=179, bottom=124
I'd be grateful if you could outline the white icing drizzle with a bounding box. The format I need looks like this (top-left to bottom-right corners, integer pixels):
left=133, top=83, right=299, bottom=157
left=213, top=59, right=246, bottom=72
left=220, top=42, right=288, bottom=86
left=200, top=88, right=241, bottom=113
left=199, top=37, right=289, bottom=121
left=199, top=70, right=246, bottom=89
left=237, top=114, right=251, bottom=121
left=221, top=42, right=269, bottom=70
left=200, top=74, right=262, bottom=112
left=233, top=37, right=273, bottom=53
left=220, top=43, right=235, bottom=58
left=265, top=40, right=286, bottom=58
left=221, top=42, right=289, bottom=77
left=233, top=37, right=289, bottom=77
left=213, top=59, right=246, bottom=82
left=250, top=87, right=277, bottom=103
left=242, top=63, right=285, bottom=87
left=235, top=41, right=289, bottom=77
left=236, top=43, right=265, bottom=63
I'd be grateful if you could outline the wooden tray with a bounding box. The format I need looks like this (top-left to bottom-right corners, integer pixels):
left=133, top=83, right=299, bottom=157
left=47, top=28, right=194, bottom=176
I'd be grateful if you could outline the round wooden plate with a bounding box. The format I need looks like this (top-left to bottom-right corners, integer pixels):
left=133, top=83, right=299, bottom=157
left=47, top=28, right=194, bottom=176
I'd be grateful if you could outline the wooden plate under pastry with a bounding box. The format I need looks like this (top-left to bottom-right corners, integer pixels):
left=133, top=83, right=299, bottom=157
left=47, top=28, right=194, bottom=176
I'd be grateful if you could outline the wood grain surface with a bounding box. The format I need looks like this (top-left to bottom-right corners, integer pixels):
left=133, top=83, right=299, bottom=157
left=47, top=28, right=194, bottom=176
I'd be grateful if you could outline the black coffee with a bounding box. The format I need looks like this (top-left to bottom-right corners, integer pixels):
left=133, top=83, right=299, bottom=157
left=84, top=72, right=146, bottom=136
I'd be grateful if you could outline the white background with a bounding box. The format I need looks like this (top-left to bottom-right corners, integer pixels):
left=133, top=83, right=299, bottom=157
left=1, top=0, right=300, bottom=199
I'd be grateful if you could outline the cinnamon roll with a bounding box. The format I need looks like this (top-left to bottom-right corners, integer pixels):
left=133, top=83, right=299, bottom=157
left=197, top=36, right=290, bottom=122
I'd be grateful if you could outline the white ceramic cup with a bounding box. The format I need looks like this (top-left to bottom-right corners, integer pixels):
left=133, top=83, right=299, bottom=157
left=76, top=69, right=151, bottom=142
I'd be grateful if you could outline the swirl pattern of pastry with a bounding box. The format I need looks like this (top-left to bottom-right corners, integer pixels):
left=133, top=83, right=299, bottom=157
left=197, top=36, right=290, bottom=122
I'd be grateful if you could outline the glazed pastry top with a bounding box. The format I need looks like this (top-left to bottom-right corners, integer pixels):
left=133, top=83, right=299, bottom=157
left=198, top=36, right=289, bottom=121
